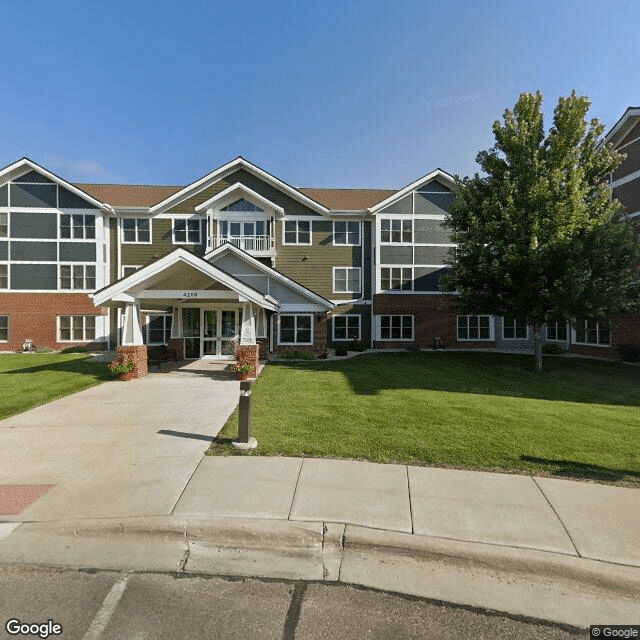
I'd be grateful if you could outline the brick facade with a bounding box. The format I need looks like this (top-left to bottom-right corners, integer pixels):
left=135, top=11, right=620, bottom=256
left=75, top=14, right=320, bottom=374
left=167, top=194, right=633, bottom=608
left=235, top=344, right=259, bottom=377
left=116, top=344, right=148, bottom=379
left=0, top=293, right=108, bottom=352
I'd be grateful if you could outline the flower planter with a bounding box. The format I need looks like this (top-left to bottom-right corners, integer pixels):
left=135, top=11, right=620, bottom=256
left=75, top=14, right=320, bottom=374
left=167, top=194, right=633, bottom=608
left=236, top=371, right=252, bottom=381
left=119, top=371, right=136, bottom=382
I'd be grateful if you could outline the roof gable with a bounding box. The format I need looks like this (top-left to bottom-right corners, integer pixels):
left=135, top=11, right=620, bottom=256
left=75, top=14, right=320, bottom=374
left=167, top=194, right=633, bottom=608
left=603, top=107, right=640, bottom=148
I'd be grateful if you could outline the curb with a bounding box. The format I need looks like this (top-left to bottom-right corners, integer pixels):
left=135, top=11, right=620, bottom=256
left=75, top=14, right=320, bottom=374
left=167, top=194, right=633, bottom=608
left=1, top=516, right=639, bottom=628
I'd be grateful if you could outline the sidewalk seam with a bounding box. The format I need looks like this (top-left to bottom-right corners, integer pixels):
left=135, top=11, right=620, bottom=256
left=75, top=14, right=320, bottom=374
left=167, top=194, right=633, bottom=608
left=531, top=477, right=581, bottom=557
left=405, top=466, right=414, bottom=535
left=168, top=455, right=206, bottom=516
left=287, top=458, right=305, bottom=520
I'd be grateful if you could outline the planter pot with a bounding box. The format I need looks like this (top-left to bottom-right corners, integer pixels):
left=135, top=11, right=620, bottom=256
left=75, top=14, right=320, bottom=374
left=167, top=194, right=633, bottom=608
left=236, top=371, right=251, bottom=381
left=119, top=371, right=136, bottom=381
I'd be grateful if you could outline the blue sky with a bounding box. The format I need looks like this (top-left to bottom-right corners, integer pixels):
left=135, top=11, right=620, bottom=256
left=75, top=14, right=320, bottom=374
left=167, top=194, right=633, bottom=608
left=1, top=0, right=638, bottom=190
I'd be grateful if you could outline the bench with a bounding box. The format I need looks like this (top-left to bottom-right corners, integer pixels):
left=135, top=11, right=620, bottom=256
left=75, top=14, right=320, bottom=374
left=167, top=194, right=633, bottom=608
left=148, top=345, right=178, bottom=369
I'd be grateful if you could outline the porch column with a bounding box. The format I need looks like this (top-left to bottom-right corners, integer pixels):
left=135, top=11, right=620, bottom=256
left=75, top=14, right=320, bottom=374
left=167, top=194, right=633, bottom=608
left=237, top=303, right=259, bottom=378
left=118, top=301, right=148, bottom=378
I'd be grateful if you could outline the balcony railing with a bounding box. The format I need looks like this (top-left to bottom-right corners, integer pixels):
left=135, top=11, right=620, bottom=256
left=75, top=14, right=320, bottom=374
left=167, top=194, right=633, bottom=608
left=208, top=235, right=274, bottom=253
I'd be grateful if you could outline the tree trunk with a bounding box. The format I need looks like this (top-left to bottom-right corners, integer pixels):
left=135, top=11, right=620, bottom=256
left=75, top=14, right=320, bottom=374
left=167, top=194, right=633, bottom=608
left=533, top=326, right=543, bottom=373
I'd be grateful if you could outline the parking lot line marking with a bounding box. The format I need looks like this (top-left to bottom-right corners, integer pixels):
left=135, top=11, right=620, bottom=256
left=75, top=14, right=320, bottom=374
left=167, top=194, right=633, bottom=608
left=81, top=575, right=129, bottom=640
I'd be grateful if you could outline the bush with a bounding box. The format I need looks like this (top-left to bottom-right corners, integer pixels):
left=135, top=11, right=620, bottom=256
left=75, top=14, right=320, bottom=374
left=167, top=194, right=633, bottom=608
left=542, top=343, right=565, bottom=356
left=348, top=340, right=368, bottom=352
left=334, top=344, right=349, bottom=356
left=59, top=346, right=87, bottom=354
left=618, top=343, right=640, bottom=363
left=279, top=350, right=316, bottom=360
left=35, top=346, right=54, bottom=353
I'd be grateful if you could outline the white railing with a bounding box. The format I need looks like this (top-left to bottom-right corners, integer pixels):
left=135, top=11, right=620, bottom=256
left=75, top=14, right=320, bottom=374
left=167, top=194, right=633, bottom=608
left=208, top=235, right=274, bottom=253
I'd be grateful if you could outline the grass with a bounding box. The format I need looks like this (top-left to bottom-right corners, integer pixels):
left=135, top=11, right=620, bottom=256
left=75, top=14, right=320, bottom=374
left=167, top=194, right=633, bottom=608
left=208, top=351, right=640, bottom=485
left=0, top=353, right=111, bottom=420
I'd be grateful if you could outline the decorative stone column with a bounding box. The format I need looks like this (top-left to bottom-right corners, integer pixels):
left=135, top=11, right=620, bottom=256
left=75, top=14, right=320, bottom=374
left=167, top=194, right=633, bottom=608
left=235, top=344, right=259, bottom=378
left=117, top=345, right=148, bottom=379
left=119, top=301, right=148, bottom=378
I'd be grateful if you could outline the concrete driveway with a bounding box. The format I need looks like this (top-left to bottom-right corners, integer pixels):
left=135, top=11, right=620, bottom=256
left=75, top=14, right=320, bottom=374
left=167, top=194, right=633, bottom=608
left=0, top=360, right=241, bottom=521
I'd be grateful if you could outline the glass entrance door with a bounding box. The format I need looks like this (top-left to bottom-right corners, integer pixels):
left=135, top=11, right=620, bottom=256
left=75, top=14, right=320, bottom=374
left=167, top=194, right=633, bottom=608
left=202, top=309, right=217, bottom=357
left=182, top=308, right=201, bottom=359
left=200, top=308, right=239, bottom=359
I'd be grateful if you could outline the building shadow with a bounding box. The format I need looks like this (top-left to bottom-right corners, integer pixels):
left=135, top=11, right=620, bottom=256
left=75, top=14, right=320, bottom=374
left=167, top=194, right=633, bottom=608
left=520, top=455, right=640, bottom=484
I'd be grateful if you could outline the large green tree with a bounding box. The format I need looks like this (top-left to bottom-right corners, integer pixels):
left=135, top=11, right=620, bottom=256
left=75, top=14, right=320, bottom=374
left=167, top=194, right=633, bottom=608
left=442, top=91, right=639, bottom=372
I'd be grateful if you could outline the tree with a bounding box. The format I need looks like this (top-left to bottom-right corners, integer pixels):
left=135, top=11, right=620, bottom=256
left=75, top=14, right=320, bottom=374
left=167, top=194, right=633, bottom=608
left=442, top=91, right=639, bottom=372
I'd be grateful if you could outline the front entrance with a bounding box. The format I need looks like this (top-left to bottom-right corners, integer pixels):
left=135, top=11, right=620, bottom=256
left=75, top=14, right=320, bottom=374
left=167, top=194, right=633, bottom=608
left=181, top=307, right=240, bottom=359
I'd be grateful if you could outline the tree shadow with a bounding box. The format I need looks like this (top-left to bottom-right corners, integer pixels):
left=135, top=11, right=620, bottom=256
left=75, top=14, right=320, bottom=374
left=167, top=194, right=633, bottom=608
left=0, top=357, right=111, bottom=379
left=521, top=455, right=640, bottom=484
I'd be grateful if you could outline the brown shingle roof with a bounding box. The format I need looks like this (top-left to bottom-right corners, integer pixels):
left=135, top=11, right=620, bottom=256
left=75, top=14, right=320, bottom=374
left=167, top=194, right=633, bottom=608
left=74, top=183, right=396, bottom=211
left=75, top=183, right=182, bottom=207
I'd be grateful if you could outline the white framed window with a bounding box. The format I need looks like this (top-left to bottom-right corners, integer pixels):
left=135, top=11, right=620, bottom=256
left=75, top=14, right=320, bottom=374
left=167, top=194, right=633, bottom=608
left=59, top=264, right=96, bottom=290
left=283, top=220, right=311, bottom=245
left=457, top=315, right=493, bottom=341
left=333, top=267, right=361, bottom=294
left=60, top=213, right=95, bottom=240
left=333, top=315, right=361, bottom=341
left=0, top=264, right=7, bottom=289
left=58, top=315, right=96, bottom=342
left=146, top=314, right=172, bottom=345
left=546, top=321, right=568, bottom=341
left=0, top=315, right=8, bottom=341
left=502, top=318, right=528, bottom=340
left=172, top=219, right=201, bottom=244
left=121, top=265, right=141, bottom=278
left=380, top=315, right=413, bottom=341
left=278, top=314, right=313, bottom=345
left=381, top=218, right=412, bottom=243
left=333, top=221, right=360, bottom=246
left=255, top=307, right=267, bottom=338
left=0, top=212, right=7, bottom=238
left=122, top=218, right=151, bottom=243
left=574, top=319, right=610, bottom=346
left=380, top=266, right=412, bottom=291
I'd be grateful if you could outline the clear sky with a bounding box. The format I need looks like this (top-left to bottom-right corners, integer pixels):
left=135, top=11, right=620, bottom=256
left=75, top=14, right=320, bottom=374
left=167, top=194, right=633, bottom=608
left=1, top=0, right=638, bottom=190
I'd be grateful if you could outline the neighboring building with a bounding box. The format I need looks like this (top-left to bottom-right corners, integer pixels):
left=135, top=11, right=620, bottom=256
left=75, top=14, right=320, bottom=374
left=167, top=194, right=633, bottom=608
left=0, top=143, right=637, bottom=361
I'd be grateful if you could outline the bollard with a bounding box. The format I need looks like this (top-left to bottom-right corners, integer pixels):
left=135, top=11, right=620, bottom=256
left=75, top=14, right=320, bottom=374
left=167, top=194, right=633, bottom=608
left=231, top=379, right=258, bottom=450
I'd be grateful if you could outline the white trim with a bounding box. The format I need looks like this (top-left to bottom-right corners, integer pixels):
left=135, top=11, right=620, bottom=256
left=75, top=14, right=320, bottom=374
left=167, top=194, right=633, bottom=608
left=572, top=319, right=611, bottom=347
left=204, top=242, right=334, bottom=309
left=58, top=263, right=96, bottom=291
left=626, top=210, right=640, bottom=219
left=194, top=182, right=285, bottom=216
left=332, top=266, right=362, bottom=294
left=332, top=314, right=361, bottom=341
left=93, top=247, right=278, bottom=310
left=281, top=219, right=313, bottom=245
left=379, top=217, right=413, bottom=244
left=456, top=315, right=494, bottom=341
left=369, top=169, right=455, bottom=213
left=603, top=108, right=640, bottom=146
left=121, top=217, right=152, bottom=244
left=145, top=312, right=173, bottom=346
left=378, top=314, right=414, bottom=341
left=501, top=317, right=529, bottom=340
left=617, top=134, right=640, bottom=151
left=57, top=314, right=98, bottom=342
left=121, top=265, right=142, bottom=278
left=611, top=168, right=640, bottom=188
left=379, top=265, right=413, bottom=292
left=171, top=218, right=202, bottom=245
left=277, top=313, right=314, bottom=345
left=149, top=157, right=329, bottom=215
left=332, top=220, right=361, bottom=246
left=545, top=322, right=569, bottom=342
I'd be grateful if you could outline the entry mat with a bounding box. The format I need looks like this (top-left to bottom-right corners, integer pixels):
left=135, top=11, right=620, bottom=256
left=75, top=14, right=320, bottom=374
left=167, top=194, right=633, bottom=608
left=0, top=484, right=54, bottom=515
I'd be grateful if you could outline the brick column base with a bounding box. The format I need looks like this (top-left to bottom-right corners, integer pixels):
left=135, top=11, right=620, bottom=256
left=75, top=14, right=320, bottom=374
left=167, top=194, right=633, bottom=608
left=235, top=344, right=259, bottom=378
left=117, top=345, right=148, bottom=379
left=168, top=337, right=185, bottom=360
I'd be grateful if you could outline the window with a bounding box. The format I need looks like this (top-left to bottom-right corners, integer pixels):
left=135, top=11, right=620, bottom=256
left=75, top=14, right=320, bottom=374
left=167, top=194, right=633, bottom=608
left=574, top=319, right=610, bottom=346
left=278, top=314, right=313, bottom=344
left=222, top=198, right=263, bottom=212
left=457, top=315, right=492, bottom=340
left=380, top=267, right=412, bottom=291
left=59, top=264, right=95, bottom=290
left=546, top=321, right=568, bottom=341
left=59, top=315, right=96, bottom=342
left=333, top=267, right=361, bottom=294
left=503, top=318, right=528, bottom=339
left=381, top=219, right=412, bottom=243
left=146, top=314, right=172, bottom=345
left=333, top=221, right=360, bottom=246
left=333, top=315, right=361, bottom=341
left=60, top=213, right=95, bottom=239
left=254, top=308, right=267, bottom=338
left=0, top=212, right=7, bottom=238
left=173, top=219, right=201, bottom=244
left=380, top=315, right=413, bottom=341
left=0, top=315, right=8, bottom=341
left=122, top=265, right=140, bottom=278
left=283, top=220, right=311, bottom=245
left=122, top=218, right=151, bottom=243
left=0, top=264, right=7, bottom=289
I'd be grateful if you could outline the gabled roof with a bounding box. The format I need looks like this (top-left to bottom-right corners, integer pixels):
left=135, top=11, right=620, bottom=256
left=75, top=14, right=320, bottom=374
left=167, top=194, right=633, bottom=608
left=299, top=187, right=397, bottom=210
left=149, top=157, right=330, bottom=216
left=77, top=183, right=181, bottom=208
left=0, top=157, right=111, bottom=211
left=92, top=247, right=279, bottom=310
left=204, top=242, right=334, bottom=309
left=603, top=107, right=640, bottom=148
left=194, top=182, right=285, bottom=217
left=368, top=168, right=456, bottom=213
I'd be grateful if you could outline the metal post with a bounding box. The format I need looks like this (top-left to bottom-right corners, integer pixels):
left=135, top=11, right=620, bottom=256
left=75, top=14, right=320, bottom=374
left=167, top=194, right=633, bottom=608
left=232, top=379, right=258, bottom=450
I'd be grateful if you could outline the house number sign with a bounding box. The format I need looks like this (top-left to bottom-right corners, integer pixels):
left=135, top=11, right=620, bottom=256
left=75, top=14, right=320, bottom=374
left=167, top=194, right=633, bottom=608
left=182, top=292, right=199, bottom=298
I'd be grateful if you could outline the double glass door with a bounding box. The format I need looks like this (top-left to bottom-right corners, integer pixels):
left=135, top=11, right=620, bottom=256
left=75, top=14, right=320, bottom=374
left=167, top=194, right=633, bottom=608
left=182, top=307, right=239, bottom=359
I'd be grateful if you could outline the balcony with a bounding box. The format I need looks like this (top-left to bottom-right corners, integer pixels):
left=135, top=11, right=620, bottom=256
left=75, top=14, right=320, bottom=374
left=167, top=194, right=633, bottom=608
left=208, top=235, right=275, bottom=255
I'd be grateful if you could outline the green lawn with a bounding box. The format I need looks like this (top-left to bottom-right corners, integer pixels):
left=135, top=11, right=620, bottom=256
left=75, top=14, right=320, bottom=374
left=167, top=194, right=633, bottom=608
left=208, top=352, right=640, bottom=484
left=0, top=353, right=111, bottom=420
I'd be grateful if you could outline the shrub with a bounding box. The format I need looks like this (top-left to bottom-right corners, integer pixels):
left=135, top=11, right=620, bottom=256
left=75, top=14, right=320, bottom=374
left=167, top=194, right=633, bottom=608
left=335, top=344, right=349, bottom=356
left=348, top=340, right=368, bottom=352
left=107, top=359, right=135, bottom=376
left=617, top=343, right=640, bottom=363
left=60, top=346, right=87, bottom=354
left=280, top=350, right=316, bottom=360
left=35, top=346, right=54, bottom=353
left=542, top=343, right=565, bottom=355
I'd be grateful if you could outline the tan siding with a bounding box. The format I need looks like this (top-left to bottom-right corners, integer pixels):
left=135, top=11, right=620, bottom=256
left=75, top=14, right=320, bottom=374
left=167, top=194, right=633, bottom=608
left=274, top=219, right=362, bottom=300
left=167, top=182, right=231, bottom=213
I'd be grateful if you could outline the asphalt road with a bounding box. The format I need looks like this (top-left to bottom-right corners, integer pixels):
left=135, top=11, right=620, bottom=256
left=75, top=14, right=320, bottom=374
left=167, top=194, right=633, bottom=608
left=0, top=565, right=587, bottom=640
